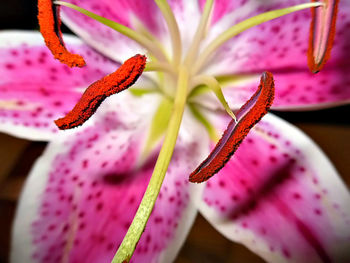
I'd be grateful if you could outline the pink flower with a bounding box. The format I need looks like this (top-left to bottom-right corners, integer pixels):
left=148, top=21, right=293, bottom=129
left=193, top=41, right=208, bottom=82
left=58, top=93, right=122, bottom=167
left=1, top=0, right=349, bottom=262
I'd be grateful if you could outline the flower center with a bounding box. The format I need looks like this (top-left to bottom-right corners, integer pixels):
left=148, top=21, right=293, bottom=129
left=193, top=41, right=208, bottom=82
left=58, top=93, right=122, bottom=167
left=45, top=1, right=328, bottom=262
left=54, top=0, right=324, bottom=117
left=138, top=1, right=324, bottom=130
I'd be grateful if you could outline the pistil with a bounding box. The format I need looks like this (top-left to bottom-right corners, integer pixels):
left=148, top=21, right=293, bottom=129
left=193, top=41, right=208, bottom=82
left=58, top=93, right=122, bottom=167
left=112, top=66, right=189, bottom=263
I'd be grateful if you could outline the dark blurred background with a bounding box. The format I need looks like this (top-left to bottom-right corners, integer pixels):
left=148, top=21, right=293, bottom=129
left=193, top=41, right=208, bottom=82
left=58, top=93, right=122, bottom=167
left=0, top=1, right=349, bottom=263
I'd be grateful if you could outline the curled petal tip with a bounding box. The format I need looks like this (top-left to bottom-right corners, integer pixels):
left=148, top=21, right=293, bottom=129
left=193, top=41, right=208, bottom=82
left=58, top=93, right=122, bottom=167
left=55, top=54, right=146, bottom=130
left=189, top=72, right=275, bottom=183
left=308, top=0, right=339, bottom=73
left=38, top=0, right=86, bottom=67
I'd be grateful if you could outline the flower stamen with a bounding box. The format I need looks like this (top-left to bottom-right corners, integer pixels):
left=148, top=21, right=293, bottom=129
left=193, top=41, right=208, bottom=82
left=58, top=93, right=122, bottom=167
left=144, top=61, right=176, bottom=75
left=183, top=0, right=214, bottom=67
left=189, top=72, right=275, bottom=183
left=112, top=66, right=189, bottom=263
left=154, top=0, right=182, bottom=68
left=55, top=54, right=146, bottom=129
left=191, top=74, right=236, bottom=121
left=308, top=0, right=339, bottom=73
left=37, top=0, right=86, bottom=67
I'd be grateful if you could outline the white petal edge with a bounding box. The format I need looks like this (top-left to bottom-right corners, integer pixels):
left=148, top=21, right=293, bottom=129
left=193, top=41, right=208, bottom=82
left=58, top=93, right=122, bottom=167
left=10, top=141, right=58, bottom=263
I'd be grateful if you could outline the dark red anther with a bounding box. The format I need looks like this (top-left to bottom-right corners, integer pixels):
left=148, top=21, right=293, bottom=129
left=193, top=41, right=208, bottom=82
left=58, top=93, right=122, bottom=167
left=38, top=0, right=86, bottom=67
left=55, top=54, right=146, bottom=130
left=189, top=72, right=275, bottom=183
left=308, top=0, right=339, bottom=73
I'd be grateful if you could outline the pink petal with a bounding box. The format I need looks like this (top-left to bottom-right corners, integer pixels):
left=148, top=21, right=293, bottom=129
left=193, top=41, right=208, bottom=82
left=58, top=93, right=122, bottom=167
left=66, top=0, right=164, bottom=34
left=202, top=0, right=305, bottom=49
left=205, top=1, right=350, bottom=110
left=199, top=113, right=350, bottom=263
left=60, top=0, right=165, bottom=62
left=202, top=0, right=313, bottom=61
left=61, top=0, right=206, bottom=62
left=11, top=95, right=209, bottom=263
left=0, top=31, right=118, bottom=140
left=198, top=0, right=236, bottom=24
left=198, top=0, right=286, bottom=25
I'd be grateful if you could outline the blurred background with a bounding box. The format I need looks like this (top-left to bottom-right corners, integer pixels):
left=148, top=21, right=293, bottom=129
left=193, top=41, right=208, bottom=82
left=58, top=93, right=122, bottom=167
left=0, top=1, right=349, bottom=262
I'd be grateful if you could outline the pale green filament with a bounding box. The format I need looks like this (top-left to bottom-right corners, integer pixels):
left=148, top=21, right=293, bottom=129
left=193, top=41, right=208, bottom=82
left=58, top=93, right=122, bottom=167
left=183, top=0, right=214, bottom=67
left=191, top=75, right=236, bottom=121
left=131, top=17, right=170, bottom=61
left=193, top=2, right=324, bottom=74
left=144, top=54, right=174, bottom=96
left=144, top=61, right=176, bottom=75
left=112, top=67, right=188, bottom=263
left=154, top=0, right=182, bottom=68
left=188, top=103, right=219, bottom=142
left=129, top=87, right=159, bottom=97
left=54, top=1, right=168, bottom=62
left=216, top=73, right=259, bottom=87
left=188, top=73, right=259, bottom=100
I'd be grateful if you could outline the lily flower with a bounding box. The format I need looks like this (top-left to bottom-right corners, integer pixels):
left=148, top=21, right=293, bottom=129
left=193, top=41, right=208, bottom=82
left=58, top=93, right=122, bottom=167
left=1, top=0, right=349, bottom=262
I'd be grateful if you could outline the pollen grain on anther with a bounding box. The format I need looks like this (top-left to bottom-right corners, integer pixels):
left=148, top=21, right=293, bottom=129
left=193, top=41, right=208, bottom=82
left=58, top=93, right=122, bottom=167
left=189, top=72, right=275, bottom=183
left=38, top=0, right=86, bottom=67
left=54, top=54, right=146, bottom=130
